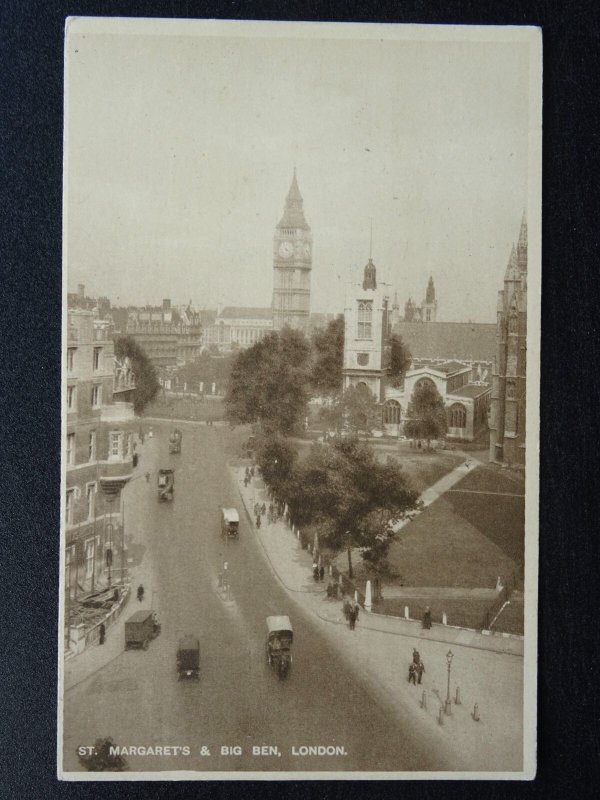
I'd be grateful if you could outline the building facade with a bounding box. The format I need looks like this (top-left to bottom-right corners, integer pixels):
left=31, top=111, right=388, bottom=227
left=125, top=299, right=202, bottom=367
left=204, top=306, right=273, bottom=351
left=342, top=258, right=490, bottom=441
left=65, top=310, right=137, bottom=648
left=272, top=170, right=312, bottom=332
left=489, top=214, right=528, bottom=466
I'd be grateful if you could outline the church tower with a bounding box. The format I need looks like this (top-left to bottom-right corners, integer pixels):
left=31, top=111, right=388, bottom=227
left=421, top=275, right=438, bottom=322
left=489, top=214, right=527, bottom=466
left=272, top=170, right=312, bottom=332
left=342, top=256, right=391, bottom=402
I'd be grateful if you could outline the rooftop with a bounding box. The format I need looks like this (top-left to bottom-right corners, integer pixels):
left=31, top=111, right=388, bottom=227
left=448, top=383, right=491, bottom=399
left=392, top=321, right=496, bottom=362
left=219, top=307, right=273, bottom=321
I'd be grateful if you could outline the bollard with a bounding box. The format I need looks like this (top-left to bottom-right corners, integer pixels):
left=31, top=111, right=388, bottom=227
left=420, top=691, right=427, bottom=710
left=297, top=529, right=300, bottom=539
left=438, top=706, right=444, bottom=726
left=328, top=564, right=333, bottom=576
left=442, top=611, right=447, bottom=626
left=472, top=703, right=480, bottom=722
left=404, top=605, right=410, bottom=620
left=365, top=580, right=372, bottom=612
left=455, top=686, right=461, bottom=705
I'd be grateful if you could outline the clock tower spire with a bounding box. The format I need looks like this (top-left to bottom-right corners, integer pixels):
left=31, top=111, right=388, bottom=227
left=272, top=171, right=312, bottom=332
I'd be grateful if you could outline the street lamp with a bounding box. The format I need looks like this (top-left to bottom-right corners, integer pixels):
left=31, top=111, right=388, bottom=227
left=445, top=650, right=454, bottom=715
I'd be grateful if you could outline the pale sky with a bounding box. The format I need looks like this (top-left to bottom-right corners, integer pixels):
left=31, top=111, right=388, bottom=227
left=65, top=21, right=533, bottom=321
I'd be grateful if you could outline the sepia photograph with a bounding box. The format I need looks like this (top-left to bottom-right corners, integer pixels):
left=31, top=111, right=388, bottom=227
left=59, top=18, right=541, bottom=779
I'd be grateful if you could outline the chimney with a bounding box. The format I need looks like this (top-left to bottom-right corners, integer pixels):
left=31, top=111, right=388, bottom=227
left=77, top=283, right=85, bottom=299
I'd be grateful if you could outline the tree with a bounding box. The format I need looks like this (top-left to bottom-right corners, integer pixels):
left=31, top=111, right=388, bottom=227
left=225, top=328, right=311, bottom=435
left=114, top=336, right=160, bottom=414
left=404, top=379, right=448, bottom=447
left=286, top=437, right=419, bottom=574
left=388, top=334, right=412, bottom=387
left=255, top=434, right=298, bottom=499
left=310, top=315, right=344, bottom=396
left=342, top=384, right=379, bottom=434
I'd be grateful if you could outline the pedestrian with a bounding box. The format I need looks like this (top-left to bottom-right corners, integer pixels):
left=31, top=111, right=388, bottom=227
left=326, top=581, right=334, bottom=599
left=255, top=514, right=261, bottom=529
left=244, top=476, right=249, bottom=487
left=353, top=601, right=360, bottom=622
left=408, top=662, right=417, bottom=685
left=412, top=647, right=421, bottom=665
left=261, top=503, right=266, bottom=516
left=422, top=606, right=432, bottom=630
left=319, top=564, right=325, bottom=582
left=416, top=660, right=425, bottom=685
left=250, top=466, right=255, bottom=478
left=343, top=596, right=352, bottom=621
left=312, top=563, right=319, bottom=582
left=254, top=502, right=260, bottom=516
left=245, top=466, right=250, bottom=479
left=145, top=472, right=150, bottom=483
left=349, top=606, right=357, bottom=630
left=99, top=623, right=106, bottom=645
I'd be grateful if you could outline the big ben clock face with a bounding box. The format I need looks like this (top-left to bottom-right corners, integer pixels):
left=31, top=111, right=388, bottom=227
left=278, top=241, right=293, bottom=259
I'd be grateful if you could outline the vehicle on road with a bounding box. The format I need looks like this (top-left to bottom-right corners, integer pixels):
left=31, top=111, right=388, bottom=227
left=124, top=610, right=161, bottom=650
left=266, top=615, right=293, bottom=680
left=158, top=469, right=174, bottom=501
left=176, top=635, right=200, bottom=680
left=221, top=507, right=239, bottom=539
left=169, top=428, right=182, bottom=454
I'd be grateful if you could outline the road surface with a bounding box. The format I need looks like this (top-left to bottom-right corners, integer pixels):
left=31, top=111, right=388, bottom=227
left=63, top=421, right=444, bottom=774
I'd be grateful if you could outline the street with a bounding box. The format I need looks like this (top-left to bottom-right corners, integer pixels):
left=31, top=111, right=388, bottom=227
left=63, top=421, right=444, bottom=773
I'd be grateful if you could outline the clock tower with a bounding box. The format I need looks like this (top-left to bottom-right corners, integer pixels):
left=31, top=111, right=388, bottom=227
left=272, top=170, right=312, bottom=332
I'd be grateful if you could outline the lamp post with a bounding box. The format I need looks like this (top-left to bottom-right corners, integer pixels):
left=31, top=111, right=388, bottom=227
left=445, top=650, right=454, bottom=715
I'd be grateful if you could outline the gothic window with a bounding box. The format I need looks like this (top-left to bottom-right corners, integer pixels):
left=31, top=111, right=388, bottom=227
left=415, top=377, right=435, bottom=392
left=448, top=403, right=467, bottom=428
left=357, top=301, right=373, bottom=339
left=384, top=400, right=401, bottom=425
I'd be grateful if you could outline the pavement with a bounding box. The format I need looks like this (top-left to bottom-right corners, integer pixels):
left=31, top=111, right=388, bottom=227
left=234, top=465, right=525, bottom=773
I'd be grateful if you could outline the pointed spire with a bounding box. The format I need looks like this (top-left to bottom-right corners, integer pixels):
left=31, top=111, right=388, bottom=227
left=504, top=243, right=519, bottom=282
left=362, top=258, right=377, bottom=291
left=426, top=275, right=435, bottom=304
left=392, top=290, right=399, bottom=310
left=369, top=218, right=373, bottom=259
left=518, top=211, right=527, bottom=246
left=517, top=211, right=527, bottom=274
left=277, top=170, right=309, bottom=229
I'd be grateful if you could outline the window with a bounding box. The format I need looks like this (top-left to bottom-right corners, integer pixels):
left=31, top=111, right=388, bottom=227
left=357, top=301, right=373, bottom=339
left=384, top=400, right=402, bottom=425
left=67, top=348, right=76, bottom=372
left=448, top=403, right=467, bottom=428
left=86, top=483, right=96, bottom=520
left=85, top=539, right=95, bottom=579
left=91, top=384, right=102, bottom=407
left=93, top=347, right=102, bottom=371
left=65, top=489, right=75, bottom=525
left=88, top=430, right=96, bottom=461
left=110, top=431, right=122, bottom=459
left=66, top=433, right=75, bottom=466
left=67, top=385, right=76, bottom=411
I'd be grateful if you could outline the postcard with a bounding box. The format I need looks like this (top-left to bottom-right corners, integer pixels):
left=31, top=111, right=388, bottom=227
left=59, top=17, right=541, bottom=780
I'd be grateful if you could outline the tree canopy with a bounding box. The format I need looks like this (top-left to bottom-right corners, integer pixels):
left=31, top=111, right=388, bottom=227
left=404, top=379, right=448, bottom=446
left=114, top=335, right=160, bottom=414
left=225, top=328, right=311, bottom=435
left=388, top=334, right=412, bottom=387
left=280, top=437, right=419, bottom=569
left=310, top=315, right=344, bottom=396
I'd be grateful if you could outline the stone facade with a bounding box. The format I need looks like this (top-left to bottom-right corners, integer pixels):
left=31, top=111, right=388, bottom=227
left=272, top=170, right=312, bottom=332
left=125, top=299, right=202, bottom=367
left=489, top=214, right=527, bottom=466
left=65, top=309, right=136, bottom=626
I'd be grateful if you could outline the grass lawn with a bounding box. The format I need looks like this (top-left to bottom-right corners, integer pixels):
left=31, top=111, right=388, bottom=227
left=452, top=462, right=525, bottom=494
left=374, top=594, right=524, bottom=635
left=384, top=495, right=518, bottom=589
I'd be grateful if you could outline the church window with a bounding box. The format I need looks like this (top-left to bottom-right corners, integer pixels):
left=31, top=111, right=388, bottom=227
left=384, top=400, right=401, bottom=425
left=448, top=403, right=467, bottom=428
left=357, top=301, right=373, bottom=339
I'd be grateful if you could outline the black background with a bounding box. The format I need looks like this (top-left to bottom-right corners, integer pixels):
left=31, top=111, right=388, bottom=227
left=0, top=1, right=598, bottom=798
